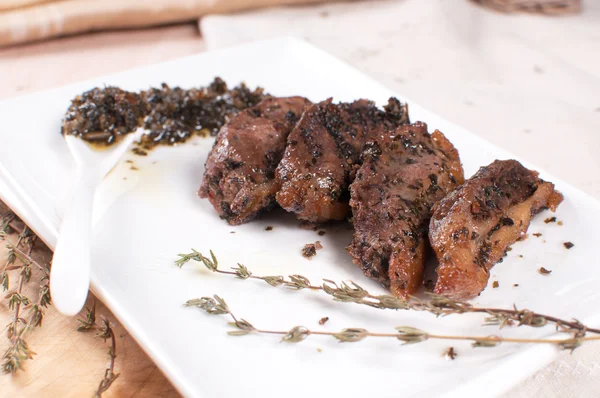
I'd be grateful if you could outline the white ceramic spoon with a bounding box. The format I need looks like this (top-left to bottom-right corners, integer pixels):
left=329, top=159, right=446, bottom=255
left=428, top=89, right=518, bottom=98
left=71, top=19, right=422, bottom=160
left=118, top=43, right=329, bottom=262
left=50, top=133, right=137, bottom=316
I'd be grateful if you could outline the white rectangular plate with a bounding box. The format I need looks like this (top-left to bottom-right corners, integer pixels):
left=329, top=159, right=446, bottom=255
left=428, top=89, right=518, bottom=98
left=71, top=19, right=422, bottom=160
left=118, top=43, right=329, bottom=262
left=1, top=38, right=599, bottom=398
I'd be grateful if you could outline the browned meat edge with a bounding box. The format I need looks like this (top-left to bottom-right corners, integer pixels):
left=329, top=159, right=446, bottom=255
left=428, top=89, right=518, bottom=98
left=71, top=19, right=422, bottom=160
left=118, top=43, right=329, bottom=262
left=199, top=96, right=312, bottom=224
left=429, top=159, right=563, bottom=300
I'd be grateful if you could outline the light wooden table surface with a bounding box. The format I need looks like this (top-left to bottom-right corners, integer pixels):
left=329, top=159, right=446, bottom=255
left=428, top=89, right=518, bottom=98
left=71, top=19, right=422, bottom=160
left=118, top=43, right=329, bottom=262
left=0, top=24, right=207, bottom=398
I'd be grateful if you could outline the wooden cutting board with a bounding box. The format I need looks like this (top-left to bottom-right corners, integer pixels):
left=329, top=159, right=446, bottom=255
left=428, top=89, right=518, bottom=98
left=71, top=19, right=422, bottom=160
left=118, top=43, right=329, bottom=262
left=0, top=201, right=180, bottom=397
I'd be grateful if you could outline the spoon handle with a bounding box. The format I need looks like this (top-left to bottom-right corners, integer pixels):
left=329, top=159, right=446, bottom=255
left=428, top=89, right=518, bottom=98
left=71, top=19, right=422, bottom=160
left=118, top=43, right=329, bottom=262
left=50, top=170, right=97, bottom=316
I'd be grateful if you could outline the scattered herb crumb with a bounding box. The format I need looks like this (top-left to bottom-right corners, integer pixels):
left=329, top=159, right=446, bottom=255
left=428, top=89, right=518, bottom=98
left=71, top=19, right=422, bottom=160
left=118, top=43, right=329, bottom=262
left=317, top=348, right=323, bottom=353
left=443, top=347, right=457, bottom=360
left=557, top=221, right=563, bottom=226
left=230, top=231, right=235, bottom=234
left=539, top=267, right=552, bottom=275
left=132, top=147, right=148, bottom=156
left=533, top=233, right=542, bottom=237
left=544, top=217, right=556, bottom=223
left=514, top=283, right=519, bottom=287
left=152, top=161, right=158, bottom=164
left=506, top=247, right=512, bottom=252
left=319, top=317, right=329, bottom=325
left=123, top=177, right=127, bottom=180
left=125, top=160, right=133, bottom=164
left=302, top=241, right=323, bottom=259
left=318, top=230, right=326, bottom=236
left=130, top=165, right=139, bottom=171
left=492, top=281, right=499, bottom=288
left=265, top=226, right=273, bottom=231
left=563, top=242, right=574, bottom=249
left=518, top=254, right=524, bottom=258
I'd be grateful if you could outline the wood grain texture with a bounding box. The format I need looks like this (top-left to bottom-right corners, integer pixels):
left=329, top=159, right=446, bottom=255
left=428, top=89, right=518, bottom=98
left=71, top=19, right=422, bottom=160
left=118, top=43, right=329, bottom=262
left=0, top=202, right=181, bottom=397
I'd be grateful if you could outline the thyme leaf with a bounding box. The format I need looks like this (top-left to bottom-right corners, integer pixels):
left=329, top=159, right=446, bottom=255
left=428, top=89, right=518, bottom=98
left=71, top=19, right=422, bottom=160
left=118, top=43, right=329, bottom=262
left=187, top=294, right=600, bottom=351
left=176, top=249, right=600, bottom=338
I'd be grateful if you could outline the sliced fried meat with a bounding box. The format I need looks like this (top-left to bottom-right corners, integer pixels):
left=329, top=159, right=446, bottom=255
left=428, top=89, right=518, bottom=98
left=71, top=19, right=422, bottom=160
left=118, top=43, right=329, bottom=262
left=348, top=122, right=464, bottom=298
left=429, top=159, right=563, bottom=300
left=199, top=96, right=311, bottom=225
left=276, top=97, right=409, bottom=222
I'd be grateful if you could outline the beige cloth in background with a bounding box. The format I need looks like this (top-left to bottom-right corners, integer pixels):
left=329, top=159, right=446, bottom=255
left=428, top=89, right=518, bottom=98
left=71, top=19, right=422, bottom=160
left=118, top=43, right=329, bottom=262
left=0, top=0, right=351, bottom=47
left=0, top=0, right=581, bottom=48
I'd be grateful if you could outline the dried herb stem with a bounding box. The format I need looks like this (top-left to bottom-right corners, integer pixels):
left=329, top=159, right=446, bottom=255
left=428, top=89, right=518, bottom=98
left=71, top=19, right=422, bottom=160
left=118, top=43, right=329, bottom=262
left=12, top=232, right=35, bottom=325
left=176, top=249, right=600, bottom=336
left=176, top=250, right=321, bottom=290
left=1, top=234, right=23, bottom=274
left=188, top=295, right=599, bottom=351
left=76, top=305, right=120, bottom=397
left=239, top=328, right=600, bottom=345
left=1, top=213, right=51, bottom=374
left=95, top=318, right=119, bottom=398
left=2, top=227, right=38, bottom=373
left=6, top=220, right=48, bottom=276
left=10, top=244, right=49, bottom=276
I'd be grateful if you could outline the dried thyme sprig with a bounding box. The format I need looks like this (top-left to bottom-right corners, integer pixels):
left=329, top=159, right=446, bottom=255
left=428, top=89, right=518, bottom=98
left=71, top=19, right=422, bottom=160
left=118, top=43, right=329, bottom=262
left=187, top=295, right=600, bottom=351
left=95, top=318, right=119, bottom=398
left=176, top=249, right=320, bottom=290
left=1, top=215, right=51, bottom=374
left=176, top=249, right=600, bottom=336
left=76, top=306, right=120, bottom=397
left=1, top=208, right=118, bottom=396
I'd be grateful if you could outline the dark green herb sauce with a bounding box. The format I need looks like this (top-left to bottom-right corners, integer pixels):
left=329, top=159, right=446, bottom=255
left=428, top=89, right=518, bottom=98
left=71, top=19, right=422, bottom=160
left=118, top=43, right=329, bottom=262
left=61, top=77, right=268, bottom=151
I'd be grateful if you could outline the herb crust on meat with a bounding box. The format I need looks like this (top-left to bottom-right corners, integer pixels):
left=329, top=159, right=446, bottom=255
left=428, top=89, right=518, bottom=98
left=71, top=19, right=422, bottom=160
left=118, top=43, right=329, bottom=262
left=348, top=122, right=464, bottom=298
